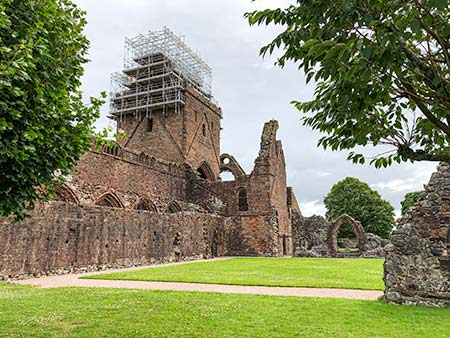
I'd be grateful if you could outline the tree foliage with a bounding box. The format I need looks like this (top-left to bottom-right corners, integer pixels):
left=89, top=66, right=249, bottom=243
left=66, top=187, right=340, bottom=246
left=400, top=191, right=422, bottom=215
left=246, top=0, right=450, bottom=167
left=324, top=177, right=395, bottom=238
left=0, top=0, right=104, bottom=219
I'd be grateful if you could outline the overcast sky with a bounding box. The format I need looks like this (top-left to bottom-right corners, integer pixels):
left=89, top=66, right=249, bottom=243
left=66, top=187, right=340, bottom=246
left=73, top=0, right=436, bottom=217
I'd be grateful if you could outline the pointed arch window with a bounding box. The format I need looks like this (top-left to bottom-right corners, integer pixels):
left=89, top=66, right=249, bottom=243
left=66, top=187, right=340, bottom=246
left=93, top=192, right=124, bottom=208
left=237, top=188, right=249, bottom=211
left=134, top=198, right=157, bottom=212
left=166, top=201, right=182, bottom=213
left=53, top=184, right=79, bottom=204
left=197, top=161, right=215, bottom=181
left=202, top=123, right=206, bottom=137
left=147, top=117, right=153, bottom=132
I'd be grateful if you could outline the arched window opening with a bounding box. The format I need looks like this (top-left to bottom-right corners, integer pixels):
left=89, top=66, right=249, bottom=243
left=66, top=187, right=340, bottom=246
left=93, top=193, right=123, bottom=208
left=202, top=123, right=206, bottom=137
left=147, top=117, right=153, bottom=132
left=134, top=198, right=157, bottom=212
left=237, top=188, right=249, bottom=211
left=53, top=184, right=79, bottom=204
left=197, top=162, right=215, bottom=181
left=166, top=201, right=182, bottom=213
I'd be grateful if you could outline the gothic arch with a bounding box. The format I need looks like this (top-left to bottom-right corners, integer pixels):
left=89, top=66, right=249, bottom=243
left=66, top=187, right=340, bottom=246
left=92, top=192, right=124, bottom=208
left=329, top=214, right=366, bottom=257
left=237, top=187, right=249, bottom=211
left=133, top=198, right=157, bottom=212
left=219, top=154, right=245, bottom=180
left=53, top=184, right=79, bottom=204
left=197, top=161, right=215, bottom=181
left=165, top=201, right=182, bottom=213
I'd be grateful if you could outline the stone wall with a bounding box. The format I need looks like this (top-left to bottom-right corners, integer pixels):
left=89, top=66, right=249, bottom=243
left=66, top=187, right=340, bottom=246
left=292, top=213, right=388, bottom=258
left=384, top=163, right=450, bottom=307
left=0, top=201, right=224, bottom=279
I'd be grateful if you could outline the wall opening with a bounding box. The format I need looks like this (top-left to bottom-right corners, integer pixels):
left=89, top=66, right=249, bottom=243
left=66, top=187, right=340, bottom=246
left=237, top=188, right=249, bottom=211
left=147, top=117, right=153, bottom=132
left=197, top=162, right=215, bottom=181
left=202, top=123, right=206, bottom=137
left=219, top=171, right=235, bottom=181
left=134, top=198, right=157, bottom=212
left=329, top=215, right=366, bottom=257
left=336, top=225, right=360, bottom=254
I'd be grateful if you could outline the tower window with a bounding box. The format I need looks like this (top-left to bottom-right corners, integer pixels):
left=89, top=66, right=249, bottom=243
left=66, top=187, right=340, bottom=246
left=211, top=121, right=213, bottom=131
left=202, top=123, right=206, bottom=137
left=147, top=117, right=153, bottom=132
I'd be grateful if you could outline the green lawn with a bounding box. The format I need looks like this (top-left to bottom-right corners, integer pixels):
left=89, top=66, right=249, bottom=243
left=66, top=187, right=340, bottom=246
left=85, top=257, right=385, bottom=290
left=1, top=283, right=450, bottom=337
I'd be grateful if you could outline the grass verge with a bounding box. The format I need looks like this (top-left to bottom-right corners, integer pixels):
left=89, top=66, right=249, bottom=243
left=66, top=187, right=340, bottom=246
left=85, top=257, right=385, bottom=290
left=1, top=283, right=449, bottom=337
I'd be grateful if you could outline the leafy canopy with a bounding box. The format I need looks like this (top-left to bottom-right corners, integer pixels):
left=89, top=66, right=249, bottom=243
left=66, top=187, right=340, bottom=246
left=400, top=191, right=422, bottom=214
left=0, top=0, right=104, bottom=219
left=246, top=0, right=450, bottom=167
left=324, top=177, right=395, bottom=238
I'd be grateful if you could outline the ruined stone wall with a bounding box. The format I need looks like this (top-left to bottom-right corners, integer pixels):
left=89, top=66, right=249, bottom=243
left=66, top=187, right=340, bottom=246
left=0, top=202, right=225, bottom=279
left=292, top=214, right=388, bottom=258
left=71, top=149, right=186, bottom=211
left=204, top=120, right=295, bottom=256
left=384, top=163, right=450, bottom=307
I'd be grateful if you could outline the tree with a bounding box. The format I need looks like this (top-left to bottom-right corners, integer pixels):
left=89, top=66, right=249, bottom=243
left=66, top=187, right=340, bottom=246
left=401, top=191, right=422, bottom=215
left=246, top=1, right=450, bottom=167
left=0, top=0, right=104, bottom=219
left=324, top=177, right=395, bottom=238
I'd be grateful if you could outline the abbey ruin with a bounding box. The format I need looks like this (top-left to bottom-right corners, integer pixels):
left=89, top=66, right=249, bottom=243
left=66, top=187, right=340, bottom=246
left=0, top=28, right=448, bottom=308
left=0, top=28, right=299, bottom=277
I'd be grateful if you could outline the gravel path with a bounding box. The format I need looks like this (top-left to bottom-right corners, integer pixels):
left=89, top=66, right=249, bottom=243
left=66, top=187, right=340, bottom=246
left=13, top=258, right=383, bottom=301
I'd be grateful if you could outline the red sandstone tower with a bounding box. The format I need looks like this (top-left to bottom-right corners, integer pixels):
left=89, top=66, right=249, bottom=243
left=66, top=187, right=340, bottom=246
left=110, top=27, right=222, bottom=180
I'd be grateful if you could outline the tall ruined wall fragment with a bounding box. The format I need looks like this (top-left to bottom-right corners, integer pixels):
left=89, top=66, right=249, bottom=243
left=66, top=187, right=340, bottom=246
left=384, top=163, right=450, bottom=307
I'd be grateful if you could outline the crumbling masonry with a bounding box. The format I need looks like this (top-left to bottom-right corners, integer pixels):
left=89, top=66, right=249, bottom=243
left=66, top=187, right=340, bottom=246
left=384, top=162, right=450, bottom=307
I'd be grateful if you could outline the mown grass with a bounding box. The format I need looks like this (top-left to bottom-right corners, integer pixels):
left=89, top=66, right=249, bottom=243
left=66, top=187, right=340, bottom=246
left=1, top=283, right=450, bottom=337
left=85, top=257, right=385, bottom=290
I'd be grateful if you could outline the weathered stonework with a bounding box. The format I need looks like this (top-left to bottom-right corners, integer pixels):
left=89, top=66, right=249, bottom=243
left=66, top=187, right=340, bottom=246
left=384, top=163, right=450, bottom=308
left=0, top=87, right=299, bottom=278
left=292, top=214, right=389, bottom=258
left=0, top=201, right=224, bottom=280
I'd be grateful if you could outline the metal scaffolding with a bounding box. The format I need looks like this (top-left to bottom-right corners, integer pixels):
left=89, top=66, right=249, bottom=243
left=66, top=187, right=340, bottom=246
left=110, top=27, right=212, bottom=118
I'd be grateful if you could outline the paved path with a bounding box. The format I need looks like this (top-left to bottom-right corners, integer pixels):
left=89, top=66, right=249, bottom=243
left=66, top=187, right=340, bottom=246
left=14, top=259, right=383, bottom=301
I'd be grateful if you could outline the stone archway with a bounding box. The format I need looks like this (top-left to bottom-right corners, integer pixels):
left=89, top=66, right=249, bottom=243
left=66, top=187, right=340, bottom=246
left=329, top=214, right=366, bottom=257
